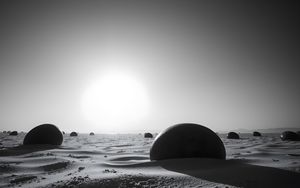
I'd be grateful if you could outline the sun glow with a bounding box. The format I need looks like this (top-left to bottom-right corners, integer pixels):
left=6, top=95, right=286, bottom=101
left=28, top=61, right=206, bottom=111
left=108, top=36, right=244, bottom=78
left=81, top=71, right=149, bottom=132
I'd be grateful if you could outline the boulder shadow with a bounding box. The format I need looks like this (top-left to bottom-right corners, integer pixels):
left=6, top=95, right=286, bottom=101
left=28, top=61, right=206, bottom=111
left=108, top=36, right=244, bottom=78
left=0, top=144, right=59, bottom=156
left=158, top=158, right=300, bottom=188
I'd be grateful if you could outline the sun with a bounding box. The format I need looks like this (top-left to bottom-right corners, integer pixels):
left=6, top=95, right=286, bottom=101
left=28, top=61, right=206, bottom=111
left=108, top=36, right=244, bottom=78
left=81, top=71, right=149, bottom=132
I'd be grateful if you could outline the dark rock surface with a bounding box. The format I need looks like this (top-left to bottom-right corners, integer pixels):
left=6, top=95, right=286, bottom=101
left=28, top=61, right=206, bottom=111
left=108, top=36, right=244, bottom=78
left=9, top=131, right=18, bottom=136
left=280, top=131, right=299, bottom=141
left=144, top=133, right=153, bottom=138
left=70, top=132, right=78, bottom=137
left=227, top=132, right=240, bottom=139
left=253, top=131, right=262, bottom=137
left=150, top=123, right=226, bottom=160
left=23, top=124, right=63, bottom=145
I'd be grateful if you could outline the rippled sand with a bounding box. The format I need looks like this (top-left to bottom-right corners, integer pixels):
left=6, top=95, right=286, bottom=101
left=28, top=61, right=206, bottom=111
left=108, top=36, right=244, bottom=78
left=0, top=133, right=300, bottom=188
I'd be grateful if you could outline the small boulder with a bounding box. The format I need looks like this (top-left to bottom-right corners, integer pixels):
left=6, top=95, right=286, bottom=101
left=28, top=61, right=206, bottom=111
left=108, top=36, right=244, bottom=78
left=227, top=132, right=240, bottom=139
left=9, top=131, right=18, bottom=136
left=144, top=132, right=153, bottom=138
left=280, top=131, right=299, bottom=141
left=62, top=131, right=65, bottom=135
left=23, top=124, right=63, bottom=145
left=70, top=132, right=78, bottom=137
left=150, top=123, right=226, bottom=161
left=253, top=131, right=262, bottom=137
left=89, top=132, right=95, bottom=136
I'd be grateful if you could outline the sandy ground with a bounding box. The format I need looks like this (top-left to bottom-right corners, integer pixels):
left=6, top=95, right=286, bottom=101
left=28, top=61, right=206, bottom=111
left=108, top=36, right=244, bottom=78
left=0, top=132, right=300, bottom=188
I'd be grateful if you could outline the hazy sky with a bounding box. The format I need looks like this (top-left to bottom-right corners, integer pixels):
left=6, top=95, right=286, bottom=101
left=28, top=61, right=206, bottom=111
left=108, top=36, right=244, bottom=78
left=1, top=1, right=299, bottom=133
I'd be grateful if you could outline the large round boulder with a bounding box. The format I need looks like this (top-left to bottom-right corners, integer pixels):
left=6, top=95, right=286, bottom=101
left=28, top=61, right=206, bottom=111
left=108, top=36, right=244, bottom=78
left=89, top=132, right=95, bottom=136
left=70, top=132, right=78, bottom=137
left=253, top=131, right=261, bottom=137
left=150, top=123, right=226, bottom=161
left=23, top=124, right=63, bottom=145
left=9, top=131, right=18, bottom=136
left=144, top=132, right=153, bottom=138
left=280, top=131, right=299, bottom=141
left=227, top=132, right=240, bottom=139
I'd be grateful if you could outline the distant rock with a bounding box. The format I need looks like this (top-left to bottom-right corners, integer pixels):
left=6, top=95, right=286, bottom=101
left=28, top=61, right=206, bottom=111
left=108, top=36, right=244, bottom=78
left=3, top=131, right=6, bottom=133
left=150, top=123, right=226, bottom=161
left=89, top=132, right=95, bottom=136
left=144, top=132, right=153, bottom=138
left=23, top=124, right=63, bottom=145
left=9, top=131, right=18, bottom=136
left=70, top=132, right=78, bottom=137
left=280, top=131, right=299, bottom=141
left=227, top=132, right=240, bottom=139
left=62, top=131, right=65, bottom=135
left=253, top=131, right=262, bottom=137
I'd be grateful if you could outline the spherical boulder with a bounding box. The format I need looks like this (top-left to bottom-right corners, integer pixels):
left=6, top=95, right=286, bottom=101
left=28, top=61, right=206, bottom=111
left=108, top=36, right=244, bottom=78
left=150, top=123, right=226, bottom=161
left=9, top=131, right=18, bottom=136
left=70, top=132, right=78, bottom=137
left=23, top=124, right=63, bottom=145
left=144, top=132, right=153, bottom=138
left=89, top=132, right=95, bottom=136
left=253, top=131, right=262, bottom=137
left=280, top=131, right=299, bottom=141
left=227, top=132, right=240, bottom=139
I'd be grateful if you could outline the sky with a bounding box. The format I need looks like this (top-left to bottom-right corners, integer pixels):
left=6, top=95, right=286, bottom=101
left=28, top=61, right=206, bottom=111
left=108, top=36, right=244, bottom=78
left=0, top=1, right=300, bottom=133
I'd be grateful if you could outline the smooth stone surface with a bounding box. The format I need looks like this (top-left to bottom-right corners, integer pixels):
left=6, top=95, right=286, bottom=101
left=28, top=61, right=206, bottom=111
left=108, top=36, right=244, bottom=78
left=89, top=132, right=95, bottom=136
left=144, top=133, right=153, bottom=138
left=23, top=124, right=63, bottom=145
left=70, top=132, right=78, bottom=137
left=227, top=132, right=240, bottom=139
left=280, top=131, right=299, bottom=141
left=253, top=131, right=262, bottom=137
left=9, top=131, right=18, bottom=136
left=150, top=123, right=226, bottom=161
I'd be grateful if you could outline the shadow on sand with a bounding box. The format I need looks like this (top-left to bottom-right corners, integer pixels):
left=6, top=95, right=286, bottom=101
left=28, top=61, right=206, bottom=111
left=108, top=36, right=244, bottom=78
left=0, top=145, right=59, bottom=156
left=158, top=158, right=300, bottom=188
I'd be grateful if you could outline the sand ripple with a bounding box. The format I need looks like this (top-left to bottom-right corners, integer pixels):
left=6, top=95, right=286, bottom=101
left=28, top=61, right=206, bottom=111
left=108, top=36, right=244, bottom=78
left=0, top=133, right=299, bottom=188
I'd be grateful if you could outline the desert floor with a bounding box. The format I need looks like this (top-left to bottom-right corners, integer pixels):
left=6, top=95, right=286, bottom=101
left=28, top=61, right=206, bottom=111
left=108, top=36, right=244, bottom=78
left=0, top=132, right=300, bottom=188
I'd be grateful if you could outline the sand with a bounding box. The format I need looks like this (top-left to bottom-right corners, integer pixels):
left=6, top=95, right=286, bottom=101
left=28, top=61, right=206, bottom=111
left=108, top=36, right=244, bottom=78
left=0, top=132, right=300, bottom=188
